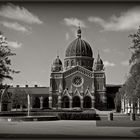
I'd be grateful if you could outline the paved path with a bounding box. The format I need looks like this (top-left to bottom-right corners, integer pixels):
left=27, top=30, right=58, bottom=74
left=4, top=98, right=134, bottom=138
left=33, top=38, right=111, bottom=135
left=0, top=120, right=139, bottom=138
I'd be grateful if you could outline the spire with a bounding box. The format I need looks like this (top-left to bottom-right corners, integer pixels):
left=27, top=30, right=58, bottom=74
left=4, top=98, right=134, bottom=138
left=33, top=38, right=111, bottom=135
left=97, top=50, right=100, bottom=60
left=77, top=24, right=81, bottom=38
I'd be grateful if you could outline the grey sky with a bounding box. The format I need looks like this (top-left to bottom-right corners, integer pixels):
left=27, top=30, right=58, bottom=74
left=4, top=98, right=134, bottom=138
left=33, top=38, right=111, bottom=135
left=1, top=2, right=139, bottom=87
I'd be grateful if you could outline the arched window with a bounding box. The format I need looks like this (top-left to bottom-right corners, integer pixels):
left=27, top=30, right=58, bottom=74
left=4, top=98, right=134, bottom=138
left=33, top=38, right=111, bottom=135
left=71, top=60, right=74, bottom=66
left=83, top=96, right=92, bottom=108
left=62, top=96, right=70, bottom=108
left=43, top=97, right=49, bottom=109
left=72, top=96, right=81, bottom=107
left=33, top=97, right=40, bottom=108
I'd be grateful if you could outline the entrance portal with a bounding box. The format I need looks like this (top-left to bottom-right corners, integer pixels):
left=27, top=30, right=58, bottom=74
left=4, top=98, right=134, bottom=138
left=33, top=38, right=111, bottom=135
left=83, top=96, right=92, bottom=108
left=72, top=96, right=81, bottom=108
left=43, top=97, right=49, bottom=109
left=33, top=97, right=40, bottom=108
left=62, top=96, right=69, bottom=108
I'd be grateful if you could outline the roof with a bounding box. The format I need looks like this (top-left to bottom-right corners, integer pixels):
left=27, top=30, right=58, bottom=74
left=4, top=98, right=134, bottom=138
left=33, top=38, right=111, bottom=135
left=106, top=84, right=122, bottom=87
left=7, top=87, right=50, bottom=95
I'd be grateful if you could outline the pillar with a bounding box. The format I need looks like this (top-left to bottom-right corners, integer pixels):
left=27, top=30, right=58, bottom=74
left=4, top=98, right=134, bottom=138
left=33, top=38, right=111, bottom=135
left=137, top=98, right=140, bottom=114
left=102, top=92, right=107, bottom=109
left=0, top=102, right=1, bottom=112
left=58, top=96, right=61, bottom=109
left=49, top=96, right=52, bottom=108
left=92, top=96, right=95, bottom=108
left=81, top=98, right=83, bottom=109
left=30, top=96, right=32, bottom=109
left=40, top=96, right=43, bottom=109
left=121, top=98, right=125, bottom=113
left=69, top=98, right=72, bottom=109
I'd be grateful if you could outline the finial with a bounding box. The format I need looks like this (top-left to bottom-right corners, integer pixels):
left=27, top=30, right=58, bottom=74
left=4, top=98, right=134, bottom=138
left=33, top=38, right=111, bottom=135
left=97, top=50, right=100, bottom=59
left=57, top=50, right=59, bottom=58
left=77, top=23, right=81, bottom=38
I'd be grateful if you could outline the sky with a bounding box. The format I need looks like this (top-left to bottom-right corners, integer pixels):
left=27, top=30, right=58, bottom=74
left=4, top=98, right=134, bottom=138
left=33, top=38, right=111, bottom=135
left=1, top=2, right=140, bottom=87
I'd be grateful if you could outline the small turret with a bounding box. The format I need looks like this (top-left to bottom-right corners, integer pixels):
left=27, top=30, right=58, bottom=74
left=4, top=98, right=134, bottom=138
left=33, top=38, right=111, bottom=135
left=51, top=55, right=63, bottom=72
left=94, top=51, right=104, bottom=71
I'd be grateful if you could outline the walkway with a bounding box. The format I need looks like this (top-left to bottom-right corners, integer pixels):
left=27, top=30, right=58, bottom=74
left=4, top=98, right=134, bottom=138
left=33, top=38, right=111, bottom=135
left=0, top=120, right=139, bottom=138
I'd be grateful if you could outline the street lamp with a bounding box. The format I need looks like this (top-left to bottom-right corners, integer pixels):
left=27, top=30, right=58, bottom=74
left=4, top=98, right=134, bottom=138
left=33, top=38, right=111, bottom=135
left=27, top=93, right=30, bottom=117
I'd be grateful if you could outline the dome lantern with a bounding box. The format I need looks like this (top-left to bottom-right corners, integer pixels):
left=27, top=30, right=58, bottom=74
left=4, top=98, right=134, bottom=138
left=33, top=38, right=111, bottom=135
left=77, top=25, right=81, bottom=38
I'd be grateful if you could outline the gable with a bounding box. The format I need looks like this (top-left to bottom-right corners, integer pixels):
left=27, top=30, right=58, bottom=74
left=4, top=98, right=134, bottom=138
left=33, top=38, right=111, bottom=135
left=64, top=65, right=94, bottom=78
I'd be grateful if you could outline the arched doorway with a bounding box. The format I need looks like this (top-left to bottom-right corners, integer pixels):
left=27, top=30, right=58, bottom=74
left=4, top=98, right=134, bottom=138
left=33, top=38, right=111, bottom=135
left=62, top=96, right=69, bottom=108
left=83, top=96, right=92, bottom=108
left=107, top=96, right=115, bottom=109
left=33, top=97, right=40, bottom=108
left=43, top=97, right=49, bottom=109
left=72, top=96, right=81, bottom=108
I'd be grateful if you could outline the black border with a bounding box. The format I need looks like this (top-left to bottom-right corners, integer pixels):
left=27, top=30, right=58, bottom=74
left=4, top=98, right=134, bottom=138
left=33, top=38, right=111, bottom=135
left=0, top=0, right=140, bottom=140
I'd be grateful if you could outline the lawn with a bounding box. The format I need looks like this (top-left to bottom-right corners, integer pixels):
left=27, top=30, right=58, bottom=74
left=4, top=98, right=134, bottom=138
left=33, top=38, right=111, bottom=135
left=96, top=120, right=140, bottom=127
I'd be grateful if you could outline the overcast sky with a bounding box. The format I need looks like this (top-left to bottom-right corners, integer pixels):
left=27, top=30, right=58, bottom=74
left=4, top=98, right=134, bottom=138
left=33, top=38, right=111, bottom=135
left=1, top=2, right=140, bottom=87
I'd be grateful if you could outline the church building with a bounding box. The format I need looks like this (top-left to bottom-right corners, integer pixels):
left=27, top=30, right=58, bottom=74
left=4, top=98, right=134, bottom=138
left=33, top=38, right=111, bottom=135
left=49, top=26, right=106, bottom=110
left=0, top=27, right=121, bottom=112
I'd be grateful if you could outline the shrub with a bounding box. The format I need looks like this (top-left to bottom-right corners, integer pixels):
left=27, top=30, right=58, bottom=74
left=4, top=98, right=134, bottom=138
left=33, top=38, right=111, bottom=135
left=58, top=112, right=96, bottom=120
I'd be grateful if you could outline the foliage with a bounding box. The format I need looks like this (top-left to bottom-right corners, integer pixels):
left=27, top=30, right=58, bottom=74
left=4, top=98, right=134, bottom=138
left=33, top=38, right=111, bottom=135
left=115, top=27, right=140, bottom=111
left=0, top=32, right=19, bottom=87
left=129, top=26, right=140, bottom=64
left=11, top=88, right=28, bottom=110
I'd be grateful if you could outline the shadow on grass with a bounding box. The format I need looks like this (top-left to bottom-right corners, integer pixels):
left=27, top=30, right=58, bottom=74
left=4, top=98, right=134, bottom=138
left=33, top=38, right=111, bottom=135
left=96, top=120, right=140, bottom=127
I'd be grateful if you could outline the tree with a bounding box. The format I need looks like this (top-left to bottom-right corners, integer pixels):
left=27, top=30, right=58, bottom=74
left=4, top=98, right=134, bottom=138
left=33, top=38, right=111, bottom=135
left=0, top=32, right=19, bottom=111
left=0, top=32, right=19, bottom=88
left=115, top=26, right=140, bottom=112
left=11, top=88, right=27, bottom=110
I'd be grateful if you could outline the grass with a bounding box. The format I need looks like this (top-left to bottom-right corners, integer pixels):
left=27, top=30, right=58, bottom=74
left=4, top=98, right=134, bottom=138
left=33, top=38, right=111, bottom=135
left=96, top=120, right=140, bottom=127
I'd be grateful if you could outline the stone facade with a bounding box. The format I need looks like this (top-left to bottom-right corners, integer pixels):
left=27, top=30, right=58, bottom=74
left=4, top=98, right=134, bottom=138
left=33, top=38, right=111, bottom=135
left=49, top=27, right=107, bottom=110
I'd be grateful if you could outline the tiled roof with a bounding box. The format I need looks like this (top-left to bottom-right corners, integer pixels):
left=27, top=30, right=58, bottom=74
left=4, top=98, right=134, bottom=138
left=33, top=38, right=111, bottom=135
left=7, top=87, right=49, bottom=95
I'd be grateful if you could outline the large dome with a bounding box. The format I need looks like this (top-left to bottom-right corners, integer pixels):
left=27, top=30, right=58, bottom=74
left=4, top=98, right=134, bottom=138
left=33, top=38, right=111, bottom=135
left=64, top=26, right=94, bottom=71
left=65, top=38, right=93, bottom=58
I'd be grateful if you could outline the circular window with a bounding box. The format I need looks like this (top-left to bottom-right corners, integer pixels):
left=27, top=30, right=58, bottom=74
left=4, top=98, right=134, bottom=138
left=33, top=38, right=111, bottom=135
left=72, top=76, right=83, bottom=87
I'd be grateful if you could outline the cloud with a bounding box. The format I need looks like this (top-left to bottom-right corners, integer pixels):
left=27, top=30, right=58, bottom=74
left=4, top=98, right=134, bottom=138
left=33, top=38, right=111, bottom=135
left=121, top=60, right=129, bottom=66
left=104, top=61, right=115, bottom=67
left=0, top=21, right=29, bottom=33
left=0, top=3, right=43, bottom=24
left=103, top=48, right=111, bottom=53
left=65, top=32, right=70, bottom=41
left=88, top=6, right=140, bottom=31
left=8, top=41, right=22, bottom=49
left=64, top=18, right=86, bottom=28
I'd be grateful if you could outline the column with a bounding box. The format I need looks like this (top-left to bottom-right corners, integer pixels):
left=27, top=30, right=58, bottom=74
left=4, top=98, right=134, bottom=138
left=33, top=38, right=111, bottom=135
left=92, top=96, right=95, bottom=108
left=40, top=96, right=43, bottom=109
left=121, top=98, right=124, bottom=113
left=30, top=96, right=32, bottom=109
left=81, top=98, right=83, bottom=109
left=0, top=102, right=1, bottom=112
left=102, top=92, right=107, bottom=109
left=126, top=100, right=128, bottom=114
left=58, top=96, right=61, bottom=109
left=138, top=98, right=140, bottom=114
left=69, top=98, right=72, bottom=109
left=49, top=96, right=52, bottom=108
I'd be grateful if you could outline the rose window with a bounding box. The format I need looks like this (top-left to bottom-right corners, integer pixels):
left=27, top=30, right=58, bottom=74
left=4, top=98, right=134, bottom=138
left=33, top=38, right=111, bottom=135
left=72, top=76, right=83, bottom=87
